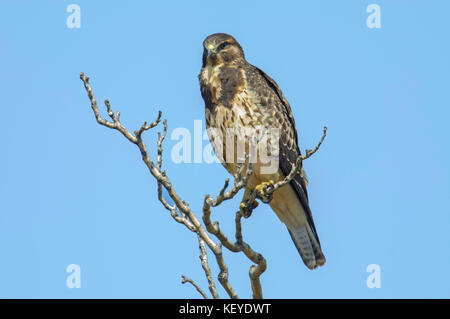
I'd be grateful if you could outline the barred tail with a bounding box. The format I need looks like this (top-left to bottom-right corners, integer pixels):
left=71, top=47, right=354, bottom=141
left=288, top=224, right=326, bottom=270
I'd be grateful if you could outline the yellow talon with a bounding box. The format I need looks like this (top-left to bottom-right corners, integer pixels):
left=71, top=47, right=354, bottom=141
left=255, top=180, right=274, bottom=195
left=240, top=189, right=259, bottom=218
left=255, top=180, right=274, bottom=203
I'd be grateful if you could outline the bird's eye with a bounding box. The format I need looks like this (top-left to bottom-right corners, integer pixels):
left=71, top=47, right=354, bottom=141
left=218, top=42, right=229, bottom=51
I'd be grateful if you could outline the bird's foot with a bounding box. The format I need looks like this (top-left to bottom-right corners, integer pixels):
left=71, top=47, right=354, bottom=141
left=255, top=180, right=275, bottom=203
left=239, top=199, right=259, bottom=218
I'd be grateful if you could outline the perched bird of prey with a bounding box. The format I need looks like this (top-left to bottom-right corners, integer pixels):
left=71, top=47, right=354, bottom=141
left=199, top=33, right=325, bottom=270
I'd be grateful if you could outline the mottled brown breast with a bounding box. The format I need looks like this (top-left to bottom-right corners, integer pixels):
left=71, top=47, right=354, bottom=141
left=199, top=63, right=246, bottom=115
left=200, top=61, right=277, bottom=178
left=199, top=63, right=223, bottom=113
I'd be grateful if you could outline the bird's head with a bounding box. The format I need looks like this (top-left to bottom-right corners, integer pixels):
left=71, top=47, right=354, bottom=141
left=202, top=33, right=245, bottom=67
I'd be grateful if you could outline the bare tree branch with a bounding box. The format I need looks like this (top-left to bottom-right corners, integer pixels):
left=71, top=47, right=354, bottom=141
left=181, top=275, right=209, bottom=299
left=201, top=161, right=267, bottom=299
left=135, top=111, right=162, bottom=140
left=272, top=126, right=327, bottom=192
left=80, top=72, right=326, bottom=300
left=80, top=73, right=138, bottom=144
left=157, top=119, right=168, bottom=171
left=235, top=211, right=266, bottom=299
left=247, top=126, right=327, bottom=204
left=80, top=72, right=237, bottom=299
left=197, top=235, right=220, bottom=299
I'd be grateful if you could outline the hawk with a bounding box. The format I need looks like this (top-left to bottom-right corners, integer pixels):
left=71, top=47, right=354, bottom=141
left=199, top=33, right=325, bottom=270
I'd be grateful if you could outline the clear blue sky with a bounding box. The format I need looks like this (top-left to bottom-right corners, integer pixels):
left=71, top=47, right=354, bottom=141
left=0, top=1, right=449, bottom=298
